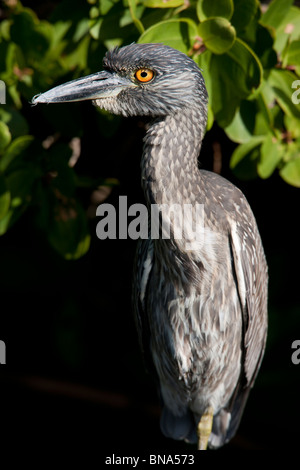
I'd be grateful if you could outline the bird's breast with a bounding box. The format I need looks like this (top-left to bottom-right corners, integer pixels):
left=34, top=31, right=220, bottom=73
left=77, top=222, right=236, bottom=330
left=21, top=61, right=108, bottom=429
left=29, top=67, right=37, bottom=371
left=146, top=248, right=243, bottom=414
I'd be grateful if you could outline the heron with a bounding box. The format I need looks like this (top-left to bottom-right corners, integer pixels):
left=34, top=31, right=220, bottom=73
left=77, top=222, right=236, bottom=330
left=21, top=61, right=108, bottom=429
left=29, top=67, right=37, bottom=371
left=32, top=43, right=268, bottom=450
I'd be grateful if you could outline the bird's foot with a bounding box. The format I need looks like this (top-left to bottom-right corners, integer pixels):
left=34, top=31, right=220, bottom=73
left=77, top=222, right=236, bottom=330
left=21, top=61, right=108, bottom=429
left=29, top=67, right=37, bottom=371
left=197, top=406, right=214, bottom=450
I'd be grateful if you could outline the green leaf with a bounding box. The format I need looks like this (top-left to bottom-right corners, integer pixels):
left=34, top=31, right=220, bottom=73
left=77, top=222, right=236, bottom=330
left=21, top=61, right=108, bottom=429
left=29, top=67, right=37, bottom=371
left=256, top=90, right=273, bottom=129
left=273, top=6, right=300, bottom=55
left=89, top=18, right=102, bottom=39
left=225, top=39, right=262, bottom=94
left=6, top=167, right=38, bottom=206
left=225, top=100, right=257, bottom=143
left=89, top=5, right=99, bottom=19
left=61, top=34, right=90, bottom=70
left=285, top=40, right=300, bottom=68
left=128, top=0, right=144, bottom=34
left=260, top=0, right=293, bottom=30
left=98, top=0, right=119, bottom=16
left=243, top=22, right=278, bottom=70
left=1, top=42, right=24, bottom=78
left=231, top=0, right=258, bottom=33
left=268, top=69, right=300, bottom=120
left=210, top=38, right=262, bottom=127
left=0, top=107, right=29, bottom=139
left=138, top=18, right=198, bottom=54
left=0, top=175, right=10, bottom=220
left=0, top=210, right=14, bottom=235
left=10, top=10, right=51, bottom=65
left=230, top=136, right=264, bottom=179
left=197, top=0, right=233, bottom=21
left=197, top=49, right=212, bottom=95
left=197, top=50, right=213, bottom=129
left=206, top=104, right=214, bottom=131
left=198, top=17, right=236, bottom=54
left=89, top=2, right=136, bottom=45
left=0, top=121, right=12, bottom=151
left=229, top=91, right=274, bottom=139
left=0, top=18, right=10, bottom=41
left=284, top=115, right=300, bottom=139
left=257, top=133, right=285, bottom=178
left=144, top=0, right=184, bottom=7
left=0, top=165, right=40, bottom=234
left=0, top=135, right=34, bottom=173
left=48, top=197, right=91, bottom=259
left=280, top=150, right=300, bottom=187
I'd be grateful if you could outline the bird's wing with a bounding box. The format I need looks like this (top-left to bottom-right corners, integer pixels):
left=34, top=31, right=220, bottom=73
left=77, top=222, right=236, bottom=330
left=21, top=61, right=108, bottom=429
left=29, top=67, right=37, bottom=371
left=219, top=206, right=268, bottom=445
left=229, top=207, right=268, bottom=387
left=132, top=237, right=154, bottom=370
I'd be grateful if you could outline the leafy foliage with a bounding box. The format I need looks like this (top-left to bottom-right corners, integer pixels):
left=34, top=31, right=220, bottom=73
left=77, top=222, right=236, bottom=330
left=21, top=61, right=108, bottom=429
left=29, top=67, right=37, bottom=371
left=0, top=0, right=300, bottom=258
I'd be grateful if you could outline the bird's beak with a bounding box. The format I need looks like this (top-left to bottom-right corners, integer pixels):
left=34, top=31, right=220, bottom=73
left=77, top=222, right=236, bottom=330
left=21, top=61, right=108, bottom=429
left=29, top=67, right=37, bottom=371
left=32, top=70, right=129, bottom=104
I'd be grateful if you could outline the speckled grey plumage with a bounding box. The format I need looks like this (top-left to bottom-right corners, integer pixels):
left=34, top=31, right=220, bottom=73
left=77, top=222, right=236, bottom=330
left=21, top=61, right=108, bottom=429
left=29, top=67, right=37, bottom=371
left=32, top=43, right=268, bottom=448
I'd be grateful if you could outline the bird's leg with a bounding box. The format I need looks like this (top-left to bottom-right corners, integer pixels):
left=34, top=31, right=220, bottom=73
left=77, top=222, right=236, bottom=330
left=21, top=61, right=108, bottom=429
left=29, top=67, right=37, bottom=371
left=197, top=406, right=214, bottom=450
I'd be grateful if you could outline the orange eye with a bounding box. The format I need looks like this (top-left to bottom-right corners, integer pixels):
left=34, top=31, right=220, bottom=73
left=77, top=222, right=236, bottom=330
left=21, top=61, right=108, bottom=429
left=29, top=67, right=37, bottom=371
left=135, top=68, right=154, bottom=83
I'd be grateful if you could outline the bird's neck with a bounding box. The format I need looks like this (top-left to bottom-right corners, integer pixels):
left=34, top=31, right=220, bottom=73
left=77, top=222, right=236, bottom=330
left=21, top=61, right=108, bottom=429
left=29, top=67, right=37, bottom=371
left=141, top=107, right=207, bottom=280
left=141, top=107, right=206, bottom=207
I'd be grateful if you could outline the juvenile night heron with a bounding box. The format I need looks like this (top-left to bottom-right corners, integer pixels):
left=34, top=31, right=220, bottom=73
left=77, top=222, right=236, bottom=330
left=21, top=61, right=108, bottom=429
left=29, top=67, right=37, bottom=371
left=32, top=43, right=268, bottom=449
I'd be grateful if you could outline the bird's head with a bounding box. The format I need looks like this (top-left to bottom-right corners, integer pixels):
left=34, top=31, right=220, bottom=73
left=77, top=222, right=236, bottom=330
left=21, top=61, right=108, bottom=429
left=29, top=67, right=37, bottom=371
left=32, top=43, right=208, bottom=117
